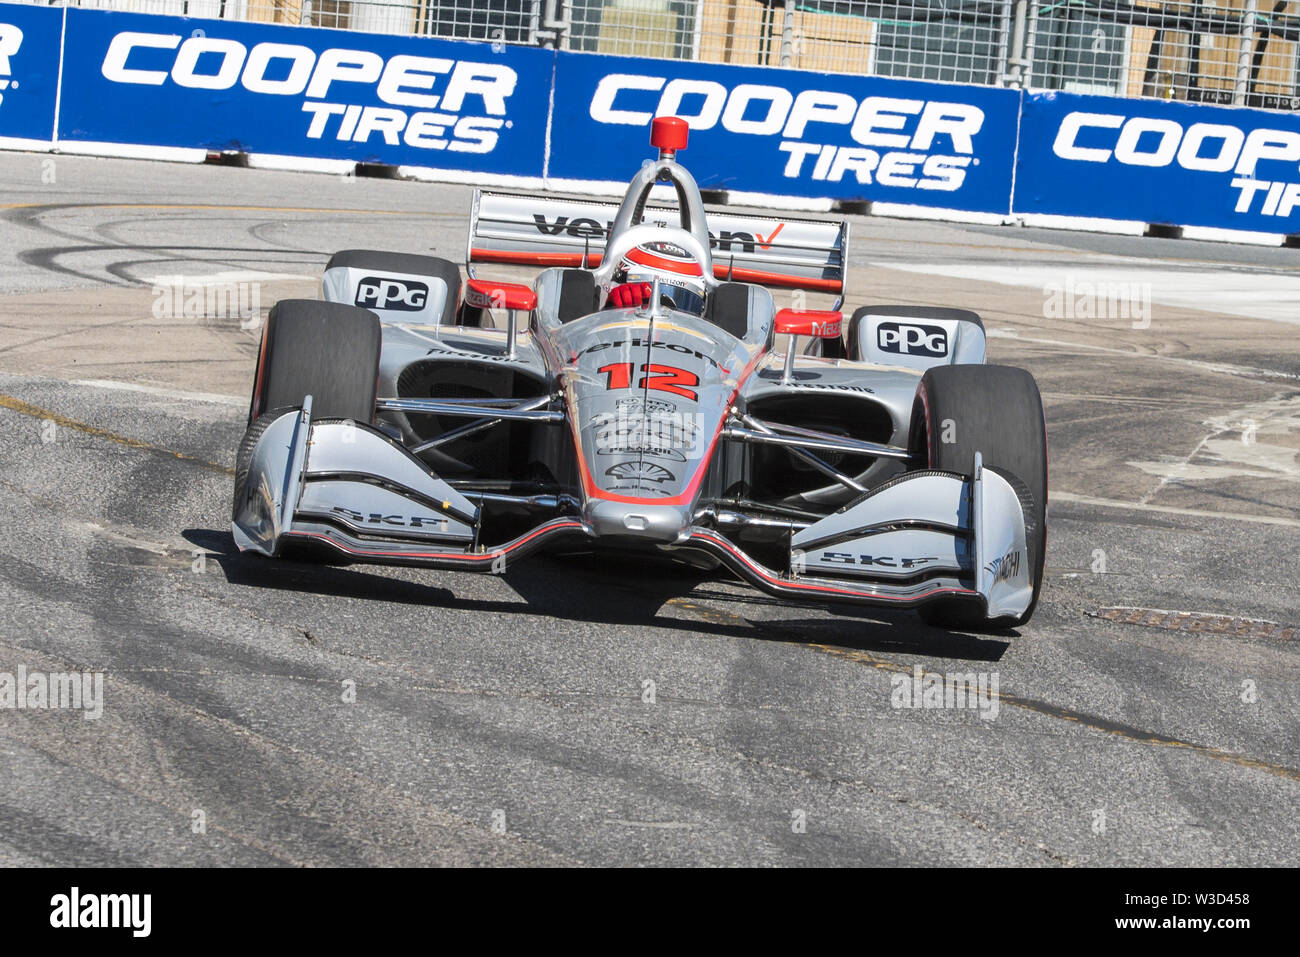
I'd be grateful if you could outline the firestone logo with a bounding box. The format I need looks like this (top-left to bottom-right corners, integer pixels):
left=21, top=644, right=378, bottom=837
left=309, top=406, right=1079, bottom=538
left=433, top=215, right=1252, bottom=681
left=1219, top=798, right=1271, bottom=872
left=589, top=74, right=986, bottom=192
left=99, top=31, right=516, bottom=154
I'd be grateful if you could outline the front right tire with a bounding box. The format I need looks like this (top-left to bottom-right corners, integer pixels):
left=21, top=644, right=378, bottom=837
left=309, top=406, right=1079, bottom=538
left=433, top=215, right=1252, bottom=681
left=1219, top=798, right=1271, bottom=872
left=909, top=364, right=1048, bottom=629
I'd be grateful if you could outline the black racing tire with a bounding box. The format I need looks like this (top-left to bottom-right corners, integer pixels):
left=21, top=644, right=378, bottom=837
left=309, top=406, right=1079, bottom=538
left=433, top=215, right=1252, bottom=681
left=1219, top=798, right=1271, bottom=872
left=908, top=364, right=1048, bottom=630
left=248, top=299, right=381, bottom=426
left=846, top=306, right=983, bottom=362
left=326, top=250, right=462, bottom=326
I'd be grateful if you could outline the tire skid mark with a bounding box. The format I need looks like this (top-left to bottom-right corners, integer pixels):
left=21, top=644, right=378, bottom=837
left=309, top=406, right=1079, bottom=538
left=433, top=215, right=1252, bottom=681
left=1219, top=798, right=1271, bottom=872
left=666, top=597, right=1300, bottom=784
left=8, top=388, right=1297, bottom=788
left=0, top=643, right=572, bottom=866
left=0, top=391, right=234, bottom=475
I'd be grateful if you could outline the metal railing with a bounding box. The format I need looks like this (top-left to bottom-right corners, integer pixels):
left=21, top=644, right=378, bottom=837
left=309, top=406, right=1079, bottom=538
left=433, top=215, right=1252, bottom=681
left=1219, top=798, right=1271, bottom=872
left=17, top=0, right=1299, bottom=108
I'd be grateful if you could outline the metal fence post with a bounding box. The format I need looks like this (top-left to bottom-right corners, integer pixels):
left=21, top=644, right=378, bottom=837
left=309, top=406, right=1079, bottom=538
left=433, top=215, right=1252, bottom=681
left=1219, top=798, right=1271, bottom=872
left=1234, top=0, right=1259, bottom=105
left=538, top=0, right=571, bottom=49
left=779, top=1, right=796, bottom=67
left=1002, top=0, right=1030, bottom=88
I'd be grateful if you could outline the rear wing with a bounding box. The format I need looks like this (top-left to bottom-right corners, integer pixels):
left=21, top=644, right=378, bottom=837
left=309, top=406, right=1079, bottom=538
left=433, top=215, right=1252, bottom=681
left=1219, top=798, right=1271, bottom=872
left=467, top=191, right=848, bottom=295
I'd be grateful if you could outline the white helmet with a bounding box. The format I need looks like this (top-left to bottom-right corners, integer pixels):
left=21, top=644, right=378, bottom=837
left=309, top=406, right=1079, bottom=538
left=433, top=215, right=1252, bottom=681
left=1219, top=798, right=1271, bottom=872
left=615, top=241, right=707, bottom=316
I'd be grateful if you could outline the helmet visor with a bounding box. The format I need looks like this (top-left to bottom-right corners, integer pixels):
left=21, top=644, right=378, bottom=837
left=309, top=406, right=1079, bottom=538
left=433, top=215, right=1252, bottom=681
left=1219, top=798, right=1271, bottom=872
left=658, top=283, right=705, bottom=316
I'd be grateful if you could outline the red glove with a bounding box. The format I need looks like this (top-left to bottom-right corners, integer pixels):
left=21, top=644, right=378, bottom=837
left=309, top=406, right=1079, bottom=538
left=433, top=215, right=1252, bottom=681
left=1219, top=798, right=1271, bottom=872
left=607, top=282, right=652, bottom=308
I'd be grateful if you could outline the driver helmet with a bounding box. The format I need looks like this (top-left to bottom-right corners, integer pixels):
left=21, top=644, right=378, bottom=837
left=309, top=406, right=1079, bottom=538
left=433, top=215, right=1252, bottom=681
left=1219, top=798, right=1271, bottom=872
left=615, top=241, right=707, bottom=316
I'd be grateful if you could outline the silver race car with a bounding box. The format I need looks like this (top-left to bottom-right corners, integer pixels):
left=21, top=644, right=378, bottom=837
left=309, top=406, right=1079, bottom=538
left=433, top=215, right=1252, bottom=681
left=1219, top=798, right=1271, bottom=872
left=233, top=116, right=1048, bottom=629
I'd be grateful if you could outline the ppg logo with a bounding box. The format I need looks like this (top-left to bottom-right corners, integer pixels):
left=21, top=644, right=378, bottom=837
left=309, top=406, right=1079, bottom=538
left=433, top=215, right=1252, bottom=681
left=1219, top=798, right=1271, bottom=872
left=355, top=276, right=428, bottom=311
left=877, top=322, right=948, bottom=357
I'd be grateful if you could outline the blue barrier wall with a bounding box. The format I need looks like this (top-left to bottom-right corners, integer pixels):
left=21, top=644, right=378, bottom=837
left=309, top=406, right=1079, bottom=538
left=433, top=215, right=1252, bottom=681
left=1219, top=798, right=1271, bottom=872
left=1016, top=91, right=1300, bottom=233
left=547, top=50, right=1020, bottom=215
left=1, top=1, right=1298, bottom=237
left=0, top=4, right=62, bottom=143
left=58, top=8, right=553, bottom=174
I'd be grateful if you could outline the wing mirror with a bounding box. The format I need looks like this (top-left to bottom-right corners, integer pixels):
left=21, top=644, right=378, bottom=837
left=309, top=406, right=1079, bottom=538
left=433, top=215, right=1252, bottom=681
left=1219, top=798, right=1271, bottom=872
left=774, top=309, right=842, bottom=384
left=464, top=279, right=537, bottom=359
left=774, top=308, right=842, bottom=339
left=465, top=279, right=537, bottom=312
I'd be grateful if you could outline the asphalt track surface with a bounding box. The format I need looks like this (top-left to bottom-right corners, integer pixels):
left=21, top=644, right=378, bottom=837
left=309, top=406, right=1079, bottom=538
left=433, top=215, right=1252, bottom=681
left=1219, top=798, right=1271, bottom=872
left=0, top=152, right=1296, bottom=866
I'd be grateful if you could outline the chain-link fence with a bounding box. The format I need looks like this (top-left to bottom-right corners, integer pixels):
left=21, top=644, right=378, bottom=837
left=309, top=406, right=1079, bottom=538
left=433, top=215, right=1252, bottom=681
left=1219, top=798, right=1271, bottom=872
left=16, top=1, right=548, bottom=40
left=16, top=0, right=1300, bottom=108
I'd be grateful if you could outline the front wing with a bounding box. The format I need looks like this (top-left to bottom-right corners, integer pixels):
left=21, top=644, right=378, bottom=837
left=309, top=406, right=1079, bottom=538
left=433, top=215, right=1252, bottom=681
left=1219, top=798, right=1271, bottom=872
left=232, top=405, right=1033, bottom=621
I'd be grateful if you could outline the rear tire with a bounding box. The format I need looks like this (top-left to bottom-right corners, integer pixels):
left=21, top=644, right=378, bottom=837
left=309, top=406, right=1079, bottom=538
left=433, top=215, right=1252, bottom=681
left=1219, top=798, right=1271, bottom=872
left=909, top=364, right=1047, bottom=630
left=248, top=299, right=381, bottom=426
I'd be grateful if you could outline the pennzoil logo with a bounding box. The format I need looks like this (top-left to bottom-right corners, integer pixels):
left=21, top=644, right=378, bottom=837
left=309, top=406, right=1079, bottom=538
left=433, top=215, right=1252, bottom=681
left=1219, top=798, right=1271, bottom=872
left=605, top=461, right=675, bottom=484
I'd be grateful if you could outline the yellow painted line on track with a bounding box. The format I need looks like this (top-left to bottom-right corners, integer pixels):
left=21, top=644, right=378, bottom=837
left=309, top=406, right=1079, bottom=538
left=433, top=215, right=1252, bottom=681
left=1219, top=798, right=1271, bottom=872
left=0, top=391, right=234, bottom=475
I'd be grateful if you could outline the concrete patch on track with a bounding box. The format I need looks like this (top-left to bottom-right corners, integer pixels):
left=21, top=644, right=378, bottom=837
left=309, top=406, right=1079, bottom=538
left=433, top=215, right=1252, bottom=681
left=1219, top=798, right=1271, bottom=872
left=1090, top=607, right=1299, bottom=643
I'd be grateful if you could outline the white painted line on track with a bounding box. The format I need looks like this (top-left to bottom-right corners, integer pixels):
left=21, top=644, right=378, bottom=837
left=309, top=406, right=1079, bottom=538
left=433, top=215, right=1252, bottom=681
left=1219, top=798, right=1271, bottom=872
left=987, top=328, right=1300, bottom=382
left=1051, top=491, right=1300, bottom=528
left=69, top=379, right=244, bottom=407
left=880, top=262, right=1300, bottom=325
left=141, top=270, right=315, bottom=286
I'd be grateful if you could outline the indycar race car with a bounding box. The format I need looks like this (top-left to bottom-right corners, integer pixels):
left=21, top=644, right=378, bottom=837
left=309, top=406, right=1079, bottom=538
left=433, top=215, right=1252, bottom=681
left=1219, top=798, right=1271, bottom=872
left=233, top=116, right=1047, bottom=629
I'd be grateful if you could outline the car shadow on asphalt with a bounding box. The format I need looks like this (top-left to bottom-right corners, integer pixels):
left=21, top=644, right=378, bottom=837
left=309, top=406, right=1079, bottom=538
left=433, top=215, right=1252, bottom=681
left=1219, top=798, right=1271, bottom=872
left=184, top=528, right=1011, bottom=663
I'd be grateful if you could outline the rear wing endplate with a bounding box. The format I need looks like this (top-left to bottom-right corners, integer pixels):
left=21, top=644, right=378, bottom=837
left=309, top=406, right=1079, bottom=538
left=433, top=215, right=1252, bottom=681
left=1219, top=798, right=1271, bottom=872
left=468, top=191, right=848, bottom=295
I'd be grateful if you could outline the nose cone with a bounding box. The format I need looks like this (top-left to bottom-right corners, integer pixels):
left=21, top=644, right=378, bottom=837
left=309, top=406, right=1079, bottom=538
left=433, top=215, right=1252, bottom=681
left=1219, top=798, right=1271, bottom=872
left=584, top=500, right=692, bottom=544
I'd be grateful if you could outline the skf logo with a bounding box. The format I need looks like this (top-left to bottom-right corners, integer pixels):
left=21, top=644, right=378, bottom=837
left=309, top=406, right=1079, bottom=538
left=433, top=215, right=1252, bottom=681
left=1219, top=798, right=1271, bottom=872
left=0, top=23, right=22, bottom=105
left=355, top=276, right=428, bottom=311
left=877, top=322, right=947, bottom=357
left=331, top=506, right=448, bottom=530
left=818, top=552, right=939, bottom=569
